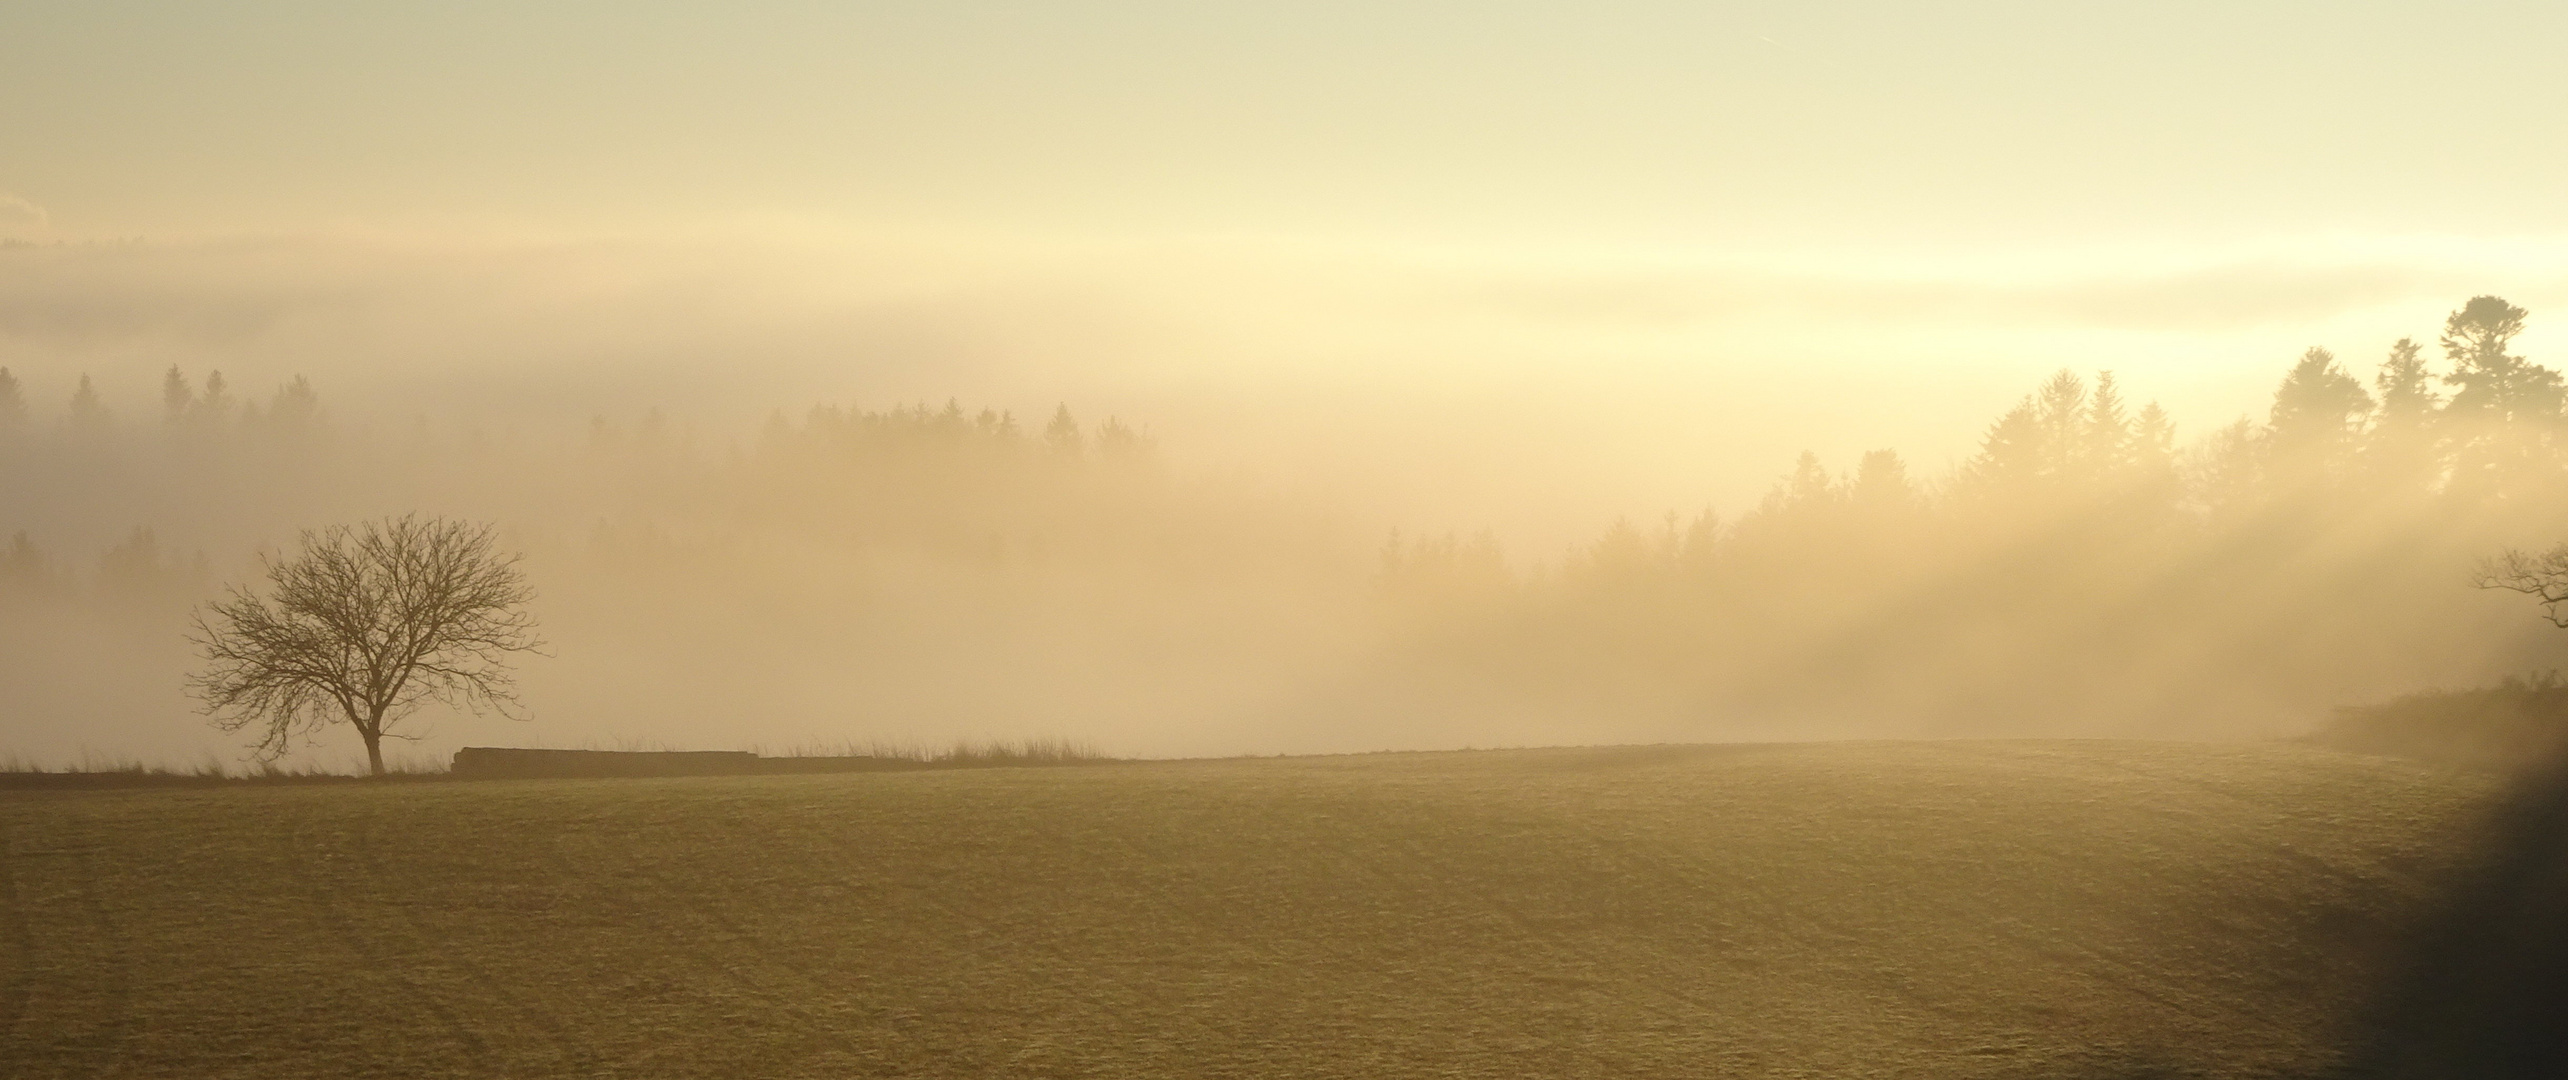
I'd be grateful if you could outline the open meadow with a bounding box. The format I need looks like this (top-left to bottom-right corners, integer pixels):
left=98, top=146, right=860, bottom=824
left=0, top=740, right=2513, bottom=1079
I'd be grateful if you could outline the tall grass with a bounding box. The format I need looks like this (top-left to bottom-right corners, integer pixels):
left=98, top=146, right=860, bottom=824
left=2319, top=673, right=2568, bottom=771
left=1, top=738, right=1110, bottom=788
left=0, top=749, right=447, bottom=788
left=772, top=736, right=1112, bottom=767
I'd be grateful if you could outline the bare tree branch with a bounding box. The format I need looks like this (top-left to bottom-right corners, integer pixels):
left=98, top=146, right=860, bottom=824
left=2473, top=544, right=2568, bottom=628
left=187, top=515, right=545, bottom=776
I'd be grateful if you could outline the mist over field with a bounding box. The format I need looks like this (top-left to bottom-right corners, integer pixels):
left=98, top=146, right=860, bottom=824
left=6, top=238, right=2568, bottom=767
left=3, top=0, right=2565, bottom=772
left=22, top=5, right=2568, bottom=1078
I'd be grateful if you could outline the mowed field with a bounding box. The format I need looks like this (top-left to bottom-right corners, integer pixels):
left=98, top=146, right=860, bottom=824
left=0, top=741, right=2507, bottom=1079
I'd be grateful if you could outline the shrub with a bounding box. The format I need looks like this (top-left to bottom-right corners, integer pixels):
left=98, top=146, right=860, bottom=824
left=2320, top=674, right=2568, bottom=770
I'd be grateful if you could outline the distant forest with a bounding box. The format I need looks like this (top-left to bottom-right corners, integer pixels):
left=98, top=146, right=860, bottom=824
left=1370, top=295, right=2566, bottom=734
left=2, top=295, right=2563, bottom=758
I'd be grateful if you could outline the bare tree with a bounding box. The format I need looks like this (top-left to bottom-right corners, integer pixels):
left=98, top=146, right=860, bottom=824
left=2474, top=545, right=2568, bottom=628
left=189, top=515, right=544, bottom=776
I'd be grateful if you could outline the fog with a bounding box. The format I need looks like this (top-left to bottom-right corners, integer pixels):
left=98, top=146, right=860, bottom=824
left=6, top=235, right=2568, bottom=769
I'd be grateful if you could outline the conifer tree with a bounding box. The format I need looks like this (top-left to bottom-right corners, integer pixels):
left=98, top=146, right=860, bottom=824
left=1962, top=396, right=2048, bottom=495
left=2375, top=338, right=2438, bottom=420
left=2438, top=297, right=2560, bottom=500
left=1583, top=516, right=1656, bottom=583
left=2081, top=371, right=2132, bottom=475
left=1847, top=449, right=1918, bottom=510
left=197, top=370, right=233, bottom=428
left=2442, top=296, right=2557, bottom=424
left=2127, top=401, right=2181, bottom=508
left=2034, top=369, right=2087, bottom=476
left=1776, top=450, right=1837, bottom=512
left=266, top=376, right=321, bottom=435
left=2268, top=348, right=2374, bottom=449
left=162, top=366, right=196, bottom=424
left=1676, top=509, right=1720, bottom=578
left=2367, top=338, right=2442, bottom=487
left=2193, top=417, right=2266, bottom=516
left=1044, top=404, right=1082, bottom=458
left=98, top=526, right=169, bottom=600
left=1095, top=417, right=1150, bottom=457
left=66, top=374, right=109, bottom=436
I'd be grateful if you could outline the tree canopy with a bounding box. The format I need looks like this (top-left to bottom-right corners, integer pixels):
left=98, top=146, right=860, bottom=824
left=188, top=515, right=543, bottom=776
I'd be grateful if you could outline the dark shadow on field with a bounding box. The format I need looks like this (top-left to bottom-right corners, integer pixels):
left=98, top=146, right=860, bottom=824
left=2335, top=749, right=2568, bottom=1079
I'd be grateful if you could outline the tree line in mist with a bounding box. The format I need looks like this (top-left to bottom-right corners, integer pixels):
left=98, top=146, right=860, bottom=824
left=0, top=365, right=1341, bottom=762
left=1372, top=295, right=2567, bottom=735
left=1, top=296, right=2561, bottom=761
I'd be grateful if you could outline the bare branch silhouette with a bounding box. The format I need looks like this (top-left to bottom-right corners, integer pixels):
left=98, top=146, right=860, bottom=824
left=187, top=515, right=545, bottom=776
left=2473, top=545, right=2568, bottom=628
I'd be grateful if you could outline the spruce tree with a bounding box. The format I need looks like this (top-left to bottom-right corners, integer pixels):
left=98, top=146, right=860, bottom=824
left=2082, top=371, right=2133, bottom=475
left=2367, top=338, right=2442, bottom=488
left=1044, top=404, right=1082, bottom=458
left=162, top=366, right=196, bottom=424
left=67, top=374, right=109, bottom=436
left=2269, top=348, right=2374, bottom=447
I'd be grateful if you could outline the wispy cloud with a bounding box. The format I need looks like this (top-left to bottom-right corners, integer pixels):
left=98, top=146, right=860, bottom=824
left=1410, top=256, right=2558, bottom=336
left=0, top=190, right=49, bottom=228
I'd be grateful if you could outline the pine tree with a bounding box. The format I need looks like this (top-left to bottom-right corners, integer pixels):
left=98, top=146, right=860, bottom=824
left=266, top=376, right=321, bottom=435
left=195, top=370, right=234, bottom=430
left=1777, top=450, right=1836, bottom=512
left=1962, top=397, right=2048, bottom=494
left=2375, top=338, right=2438, bottom=419
left=2193, top=417, right=2266, bottom=516
left=2034, top=369, right=2086, bottom=476
left=2268, top=348, right=2374, bottom=449
left=2443, top=296, right=2558, bottom=425
left=2132, top=402, right=2177, bottom=474
left=162, top=366, right=196, bottom=424
left=2081, top=371, right=2132, bottom=475
left=2267, top=348, right=2375, bottom=493
left=2438, top=297, right=2560, bottom=500
left=1847, top=449, right=1917, bottom=509
left=1676, top=509, right=1720, bottom=578
left=67, top=374, right=109, bottom=436
left=2366, top=338, right=2442, bottom=487
left=98, top=526, right=168, bottom=600
left=1583, top=517, right=1656, bottom=584
left=1095, top=417, right=1150, bottom=458
left=1044, top=404, right=1082, bottom=458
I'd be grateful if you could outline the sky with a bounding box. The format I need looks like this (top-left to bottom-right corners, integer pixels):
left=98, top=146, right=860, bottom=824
left=7, top=0, right=2568, bottom=542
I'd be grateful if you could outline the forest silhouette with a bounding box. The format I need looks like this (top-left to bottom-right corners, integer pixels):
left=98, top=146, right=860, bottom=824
left=2, top=295, right=2564, bottom=764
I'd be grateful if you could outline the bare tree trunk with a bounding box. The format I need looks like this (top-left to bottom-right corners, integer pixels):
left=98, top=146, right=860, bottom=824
left=361, top=728, right=385, bottom=778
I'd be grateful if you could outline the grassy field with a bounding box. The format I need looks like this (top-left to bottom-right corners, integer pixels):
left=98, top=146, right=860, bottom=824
left=0, top=740, right=2507, bottom=1079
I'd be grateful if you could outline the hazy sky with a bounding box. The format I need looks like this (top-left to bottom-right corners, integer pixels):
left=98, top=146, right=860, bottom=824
left=8, top=1, right=2568, bottom=541
left=11, top=2, right=2568, bottom=765
left=8, top=1, right=2568, bottom=244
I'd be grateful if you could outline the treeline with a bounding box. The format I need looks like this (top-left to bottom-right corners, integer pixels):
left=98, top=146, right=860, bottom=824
left=0, top=366, right=324, bottom=441
left=1377, top=296, right=2568, bottom=736
left=0, top=368, right=1341, bottom=765
left=6, top=300, right=2560, bottom=758
left=0, top=527, right=206, bottom=606
left=0, top=365, right=1201, bottom=586
left=0, top=365, right=329, bottom=607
